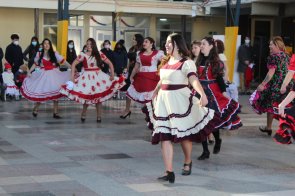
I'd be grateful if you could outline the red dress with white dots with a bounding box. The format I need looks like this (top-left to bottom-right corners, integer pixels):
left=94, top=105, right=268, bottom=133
left=60, top=52, right=125, bottom=104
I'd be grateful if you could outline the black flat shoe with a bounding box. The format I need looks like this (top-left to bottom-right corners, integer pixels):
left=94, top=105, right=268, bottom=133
left=97, top=118, right=102, bottom=123
left=53, top=113, right=62, bottom=119
left=120, top=111, right=131, bottom=119
left=157, top=171, right=175, bottom=183
left=198, top=151, right=210, bottom=160
left=213, top=139, right=222, bottom=154
left=259, top=126, right=272, bottom=136
left=81, top=117, right=86, bottom=122
left=32, top=111, right=38, bottom=117
left=181, top=161, right=192, bottom=176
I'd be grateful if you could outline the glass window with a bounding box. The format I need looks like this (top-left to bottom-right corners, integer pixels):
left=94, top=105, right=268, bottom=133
left=43, top=26, right=58, bottom=50
left=44, top=13, right=57, bottom=25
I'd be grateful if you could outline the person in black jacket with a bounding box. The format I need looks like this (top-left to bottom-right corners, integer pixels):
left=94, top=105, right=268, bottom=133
left=113, top=41, right=128, bottom=76
left=0, top=46, right=3, bottom=74
left=5, top=34, right=24, bottom=75
left=237, top=36, right=253, bottom=94
left=100, top=40, right=115, bottom=74
left=23, top=36, right=39, bottom=69
left=66, top=40, right=77, bottom=65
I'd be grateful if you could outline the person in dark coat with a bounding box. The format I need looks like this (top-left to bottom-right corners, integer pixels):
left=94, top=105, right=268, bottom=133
left=113, top=41, right=128, bottom=76
left=237, top=36, right=253, bottom=94
left=100, top=40, right=115, bottom=74
left=66, top=40, right=77, bottom=65
left=0, top=46, right=3, bottom=74
left=23, top=36, right=39, bottom=69
left=5, top=34, right=24, bottom=75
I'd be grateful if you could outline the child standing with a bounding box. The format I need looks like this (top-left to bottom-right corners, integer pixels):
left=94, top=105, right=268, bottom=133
left=2, top=63, right=20, bottom=100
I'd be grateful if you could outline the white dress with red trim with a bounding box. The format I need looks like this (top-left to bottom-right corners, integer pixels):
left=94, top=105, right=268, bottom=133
left=20, top=52, right=70, bottom=102
left=197, top=63, right=242, bottom=130
left=146, top=59, right=219, bottom=144
left=2, top=72, right=20, bottom=96
left=127, top=50, right=164, bottom=104
left=60, top=52, right=125, bottom=104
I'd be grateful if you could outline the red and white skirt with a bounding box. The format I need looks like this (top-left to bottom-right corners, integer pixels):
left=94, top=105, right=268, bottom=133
left=127, top=71, right=159, bottom=104
left=20, top=68, right=70, bottom=102
left=60, top=69, right=125, bottom=104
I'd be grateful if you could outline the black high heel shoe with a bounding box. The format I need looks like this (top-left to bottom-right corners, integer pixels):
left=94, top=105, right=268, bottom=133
left=213, top=139, right=222, bottom=154
left=120, top=111, right=131, bottom=119
left=259, top=126, right=272, bottom=136
left=157, top=171, right=175, bottom=183
left=81, top=115, right=86, bottom=122
left=32, top=110, right=38, bottom=117
left=198, top=151, right=210, bottom=160
left=181, top=161, right=192, bottom=176
left=97, top=117, right=102, bottom=123
left=53, top=113, right=62, bottom=119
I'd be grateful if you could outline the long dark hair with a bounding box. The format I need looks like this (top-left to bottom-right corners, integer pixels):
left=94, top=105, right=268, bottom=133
left=87, top=38, right=103, bottom=68
left=129, top=34, right=144, bottom=52
left=196, top=36, right=223, bottom=78
left=158, top=33, right=190, bottom=71
left=190, top=40, right=201, bottom=59
left=215, top=39, right=225, bottom=54
left=29, top=36, right=39, bottom=51
left=38, top=38, right=58, bottom=66
left=66, top=40, right=77, bottom=62
left=140, top=37, right=156, bottom=53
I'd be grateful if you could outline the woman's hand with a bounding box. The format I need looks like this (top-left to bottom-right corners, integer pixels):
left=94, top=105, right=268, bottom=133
left=109, top=74, right=114, bottom=81
left=130, top=77, right=134, bottom=83
left=152, top=88, right=159, bottom=99
left=278, top=104, right=286, bottom=118
left=257, top=84, right=265, bottom=92
left=200, top=95, right=208, bottom=107
left=27, top=72, right=32, bottom=77
left=280, top=85, right=287, bottom=94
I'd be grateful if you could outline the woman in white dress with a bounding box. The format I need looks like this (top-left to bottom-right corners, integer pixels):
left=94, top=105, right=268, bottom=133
left=20, top=38, right=71, bottom=118
left=147, top=33, right=218, bottom=183
left=60, top=38, right=125, bottom=122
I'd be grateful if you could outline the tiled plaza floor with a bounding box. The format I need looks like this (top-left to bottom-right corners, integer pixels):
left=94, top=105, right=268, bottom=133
left=0, top=95, right=294, bottom=196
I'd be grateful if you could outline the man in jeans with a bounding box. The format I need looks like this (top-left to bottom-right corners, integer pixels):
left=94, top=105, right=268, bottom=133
left=237, top=36, right=253, bottom=95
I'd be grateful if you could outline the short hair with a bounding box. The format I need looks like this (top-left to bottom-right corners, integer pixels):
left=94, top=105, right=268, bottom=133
left=11, top=34, right=19, bottom=40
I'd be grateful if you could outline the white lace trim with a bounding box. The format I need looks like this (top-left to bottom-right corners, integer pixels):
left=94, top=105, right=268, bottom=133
left=146, top=102, right=215, bottom=138
left=126, top=84, right=154, bottom=102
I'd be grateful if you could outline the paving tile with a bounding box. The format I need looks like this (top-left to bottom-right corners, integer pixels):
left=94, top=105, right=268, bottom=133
left=11, top=191, right=55, bottom=196
left=99, top=153, right=132, bottom=160
left=5, top=125, right=31, bottom=129
left=67, top=154, right=102, bottom=161
left=30, top=174, right=72, bottom=183
left=2, top=183, right=44, bottom=194
left=13, top=129, right=42, bottom=134
left=0, top=177, right=34, bottom=186
left=14, top=164, right=61, bottom=176
left=48, top=162, right=82, bottom=169
left=126, top=183, right=172, bottom=192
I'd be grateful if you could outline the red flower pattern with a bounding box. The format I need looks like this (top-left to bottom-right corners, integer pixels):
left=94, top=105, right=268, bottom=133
left=92, top=86, right=95, bottom=92
left=82, top=83, right=86, bottom=87
left=97, top=82, right=100, bottom=87
left=82, top=76, right=85, bottom=80
left=102, top=80, right=106, bottom=84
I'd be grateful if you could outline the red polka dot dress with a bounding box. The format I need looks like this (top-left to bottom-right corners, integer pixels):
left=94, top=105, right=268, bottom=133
left=60, top=52, right=125, bottom=104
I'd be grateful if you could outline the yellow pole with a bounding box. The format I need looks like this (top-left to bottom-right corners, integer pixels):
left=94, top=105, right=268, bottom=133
left=224, top=26, right=239, bottom=82
left=57, top=20, right=68, bottom=58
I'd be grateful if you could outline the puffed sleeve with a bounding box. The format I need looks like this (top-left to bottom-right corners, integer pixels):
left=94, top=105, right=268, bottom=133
left=55, top=52, right=65, bottom=64
left=136, top=51, right=141, bottom=65
left=76, top=53, right=85, bottom=62
left=181, top=59, right=197, bottom=78
left=99, top=51, right=107, bottom=61
left=289, top=54, right=295, bottom=72
left=267, top=54, right=278, bottom=70
left=157, top=50, right=165, bottom=61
